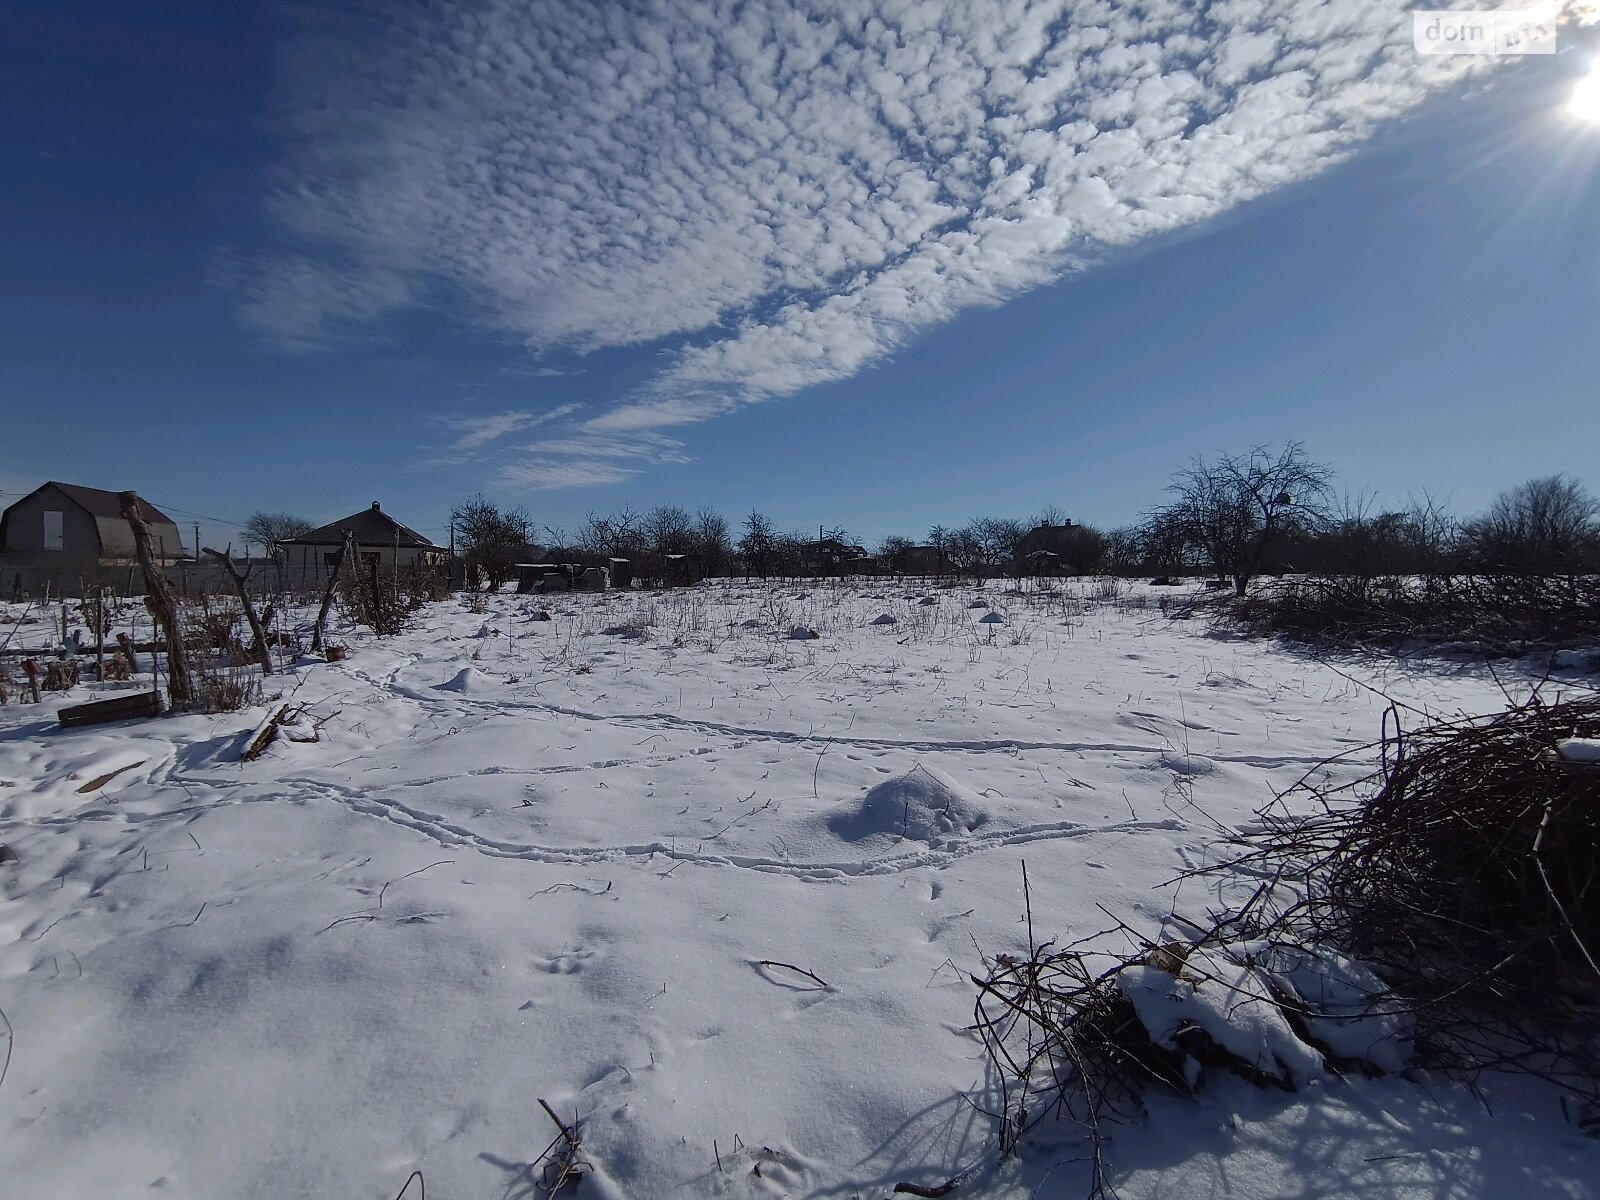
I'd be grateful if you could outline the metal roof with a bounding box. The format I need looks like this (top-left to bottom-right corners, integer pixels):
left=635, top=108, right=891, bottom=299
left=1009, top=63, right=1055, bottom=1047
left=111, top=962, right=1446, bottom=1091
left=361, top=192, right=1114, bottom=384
left=15, top=481, right=179, bottom=527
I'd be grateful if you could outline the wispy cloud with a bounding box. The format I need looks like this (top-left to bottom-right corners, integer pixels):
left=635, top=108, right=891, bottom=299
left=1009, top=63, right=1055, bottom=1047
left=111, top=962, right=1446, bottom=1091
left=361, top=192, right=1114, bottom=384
left=494, top=428, right=691, bottom=490
left=496, top=459, right=642, bottom=490
left=235, top=254, right=409, bottom=352
left=521, top=431, right=691, bottom=462
left=440, top=403, right=581, bottom=453
left=245, top=0, right=1571, bottom=485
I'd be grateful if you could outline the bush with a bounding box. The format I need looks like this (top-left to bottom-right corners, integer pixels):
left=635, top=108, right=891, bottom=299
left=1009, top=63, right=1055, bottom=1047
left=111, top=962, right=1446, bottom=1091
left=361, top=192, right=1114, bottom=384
left=193, top=657, right=262, bottom=713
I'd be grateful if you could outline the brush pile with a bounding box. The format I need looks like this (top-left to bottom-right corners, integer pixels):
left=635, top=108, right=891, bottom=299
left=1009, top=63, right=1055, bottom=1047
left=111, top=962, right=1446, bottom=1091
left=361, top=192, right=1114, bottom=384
left=1241, top=692, right=1600, bottom=1066
left=1228, top=573, right=1600, bottom=650
left=970, top=694, right=1600, bottom=1188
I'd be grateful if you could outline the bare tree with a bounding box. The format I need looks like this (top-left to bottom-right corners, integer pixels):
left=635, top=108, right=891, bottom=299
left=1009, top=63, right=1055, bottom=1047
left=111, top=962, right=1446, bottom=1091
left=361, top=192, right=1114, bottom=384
left=578, top=505, right=643, bottom=560
left=692, top=508, right=731, bottom=575
left=1102, top=526, right=1145, bottom=575
left=1152, top=442, right=1334, bottom=595
left=118, top=491, right=194, bottom=707
left=201, top=547, right=273, bottom=674
left=740, top=511, right=777, bottom=579
left=878, top=535, right=914, bottom=574
left=541, top=525, right=572, bottom=561
left=643, top=505, right=695, bottom=556
left=968, top=517, right=1026, bottom=575
left=242, top=511, right=314, bottom=559
left=451, top=495, right=530, bottom=589
left=1056, top=523, right=1107, bottom=574
left=1463, top=474, right=1599, bottom=574
left=945, top=527, right=987, bottom=580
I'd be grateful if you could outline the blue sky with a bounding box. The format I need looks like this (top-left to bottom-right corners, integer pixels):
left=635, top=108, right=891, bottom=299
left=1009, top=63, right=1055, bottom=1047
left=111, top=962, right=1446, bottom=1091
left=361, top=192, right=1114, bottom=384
left=3, top=1, right=1598, bottom=553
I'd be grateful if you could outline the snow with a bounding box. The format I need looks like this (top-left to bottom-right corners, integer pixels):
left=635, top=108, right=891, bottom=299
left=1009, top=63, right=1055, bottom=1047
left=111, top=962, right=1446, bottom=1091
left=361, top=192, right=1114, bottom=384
left=1118, top=951, right=1326, bottom=1090
left=436, top=665, right=489, bottom=693
left=1, top=579, right=1597, bottom=1199
left=826, top=765, right=990, bottom=843
left=1244, top=940, right=1413, bottom=1075
left=1556, top=737, right=1600, bottom=764
left=1116, top=938, right=1412, bottom=1091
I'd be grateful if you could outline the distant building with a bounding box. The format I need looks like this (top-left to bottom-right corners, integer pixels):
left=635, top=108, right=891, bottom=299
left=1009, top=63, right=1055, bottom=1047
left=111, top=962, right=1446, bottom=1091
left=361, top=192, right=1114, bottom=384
left=516, top=563, right=611, bottom=593
left=895, top=545, right=951, bottom=575
left=278, top=501, right=446, bottom=583
left=1014, top=521, right=1094, bottom=575
left=516, top=563, right=560, bottom=593
left=662, top=553, right=705, bottom=587
left=802, top=537, right=868, bottom=577
left=1014, top=521, right=1078, bottom=558
left=0, top=481, right=186, bottom=597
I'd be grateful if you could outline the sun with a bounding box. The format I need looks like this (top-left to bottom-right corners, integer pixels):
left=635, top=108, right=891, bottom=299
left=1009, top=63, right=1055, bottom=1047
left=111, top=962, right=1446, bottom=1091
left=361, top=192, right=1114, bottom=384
left=1569, top=65, right=1600, bottom=125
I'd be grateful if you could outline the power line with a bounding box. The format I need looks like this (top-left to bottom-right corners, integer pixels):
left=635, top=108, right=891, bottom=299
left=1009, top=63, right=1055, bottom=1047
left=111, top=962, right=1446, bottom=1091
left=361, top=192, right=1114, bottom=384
left=140, top=501, right=251, bottom=530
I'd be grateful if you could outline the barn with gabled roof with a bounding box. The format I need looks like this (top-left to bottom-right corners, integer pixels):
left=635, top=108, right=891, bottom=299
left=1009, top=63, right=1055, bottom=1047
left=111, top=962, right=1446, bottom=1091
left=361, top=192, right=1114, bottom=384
left=0, top=481, right=186, bottom=597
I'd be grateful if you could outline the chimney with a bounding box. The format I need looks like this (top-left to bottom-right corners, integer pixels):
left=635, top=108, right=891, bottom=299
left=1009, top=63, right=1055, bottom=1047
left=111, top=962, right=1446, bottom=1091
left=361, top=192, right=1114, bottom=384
left=371, top=501, right=381, bottom=511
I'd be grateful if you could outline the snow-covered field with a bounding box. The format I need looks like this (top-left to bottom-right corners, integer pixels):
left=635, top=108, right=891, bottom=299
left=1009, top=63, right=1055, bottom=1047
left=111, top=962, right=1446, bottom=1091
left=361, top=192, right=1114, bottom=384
left=2, top=580, right=1597, bottom=1199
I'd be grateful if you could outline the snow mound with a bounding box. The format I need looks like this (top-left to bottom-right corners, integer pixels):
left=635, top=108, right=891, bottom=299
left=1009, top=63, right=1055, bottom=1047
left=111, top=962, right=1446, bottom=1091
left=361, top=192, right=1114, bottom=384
left=869, top=613, right=897, bottom=626
left=827, top=766, right=990, bottom=843
left=1556, top=737, right=1600, bottom=764
left=436, top=667, right=488, bottom=693
left=1242, top=940, right=1412, bottom=1073
left=1116, top=939, right=1409, bottom=1090
left=1158, top=750, right=1216, bottom=776
left=1118, top=947, right=1324, bottom=1090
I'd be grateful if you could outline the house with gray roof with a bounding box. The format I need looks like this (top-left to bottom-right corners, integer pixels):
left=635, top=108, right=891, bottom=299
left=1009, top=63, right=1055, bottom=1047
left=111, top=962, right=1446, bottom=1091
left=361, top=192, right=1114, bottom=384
left=277, top=501, right=446, bottom=584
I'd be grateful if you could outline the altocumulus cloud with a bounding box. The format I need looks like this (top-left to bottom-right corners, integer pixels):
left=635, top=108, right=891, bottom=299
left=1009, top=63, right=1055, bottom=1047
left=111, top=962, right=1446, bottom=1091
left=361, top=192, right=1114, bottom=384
left=249, top=0, right=1529, bottom=484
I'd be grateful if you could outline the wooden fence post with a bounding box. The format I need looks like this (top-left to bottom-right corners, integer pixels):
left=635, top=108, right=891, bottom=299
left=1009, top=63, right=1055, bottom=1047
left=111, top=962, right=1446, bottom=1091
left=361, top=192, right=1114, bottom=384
left=310, top=532, right=353, bottom=655
left=118, top=491, right=193, bottom=708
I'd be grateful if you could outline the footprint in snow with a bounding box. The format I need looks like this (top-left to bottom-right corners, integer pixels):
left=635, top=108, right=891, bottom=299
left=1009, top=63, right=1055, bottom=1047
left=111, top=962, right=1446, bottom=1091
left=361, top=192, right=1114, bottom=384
left=537, top=946, right=597, bottom=974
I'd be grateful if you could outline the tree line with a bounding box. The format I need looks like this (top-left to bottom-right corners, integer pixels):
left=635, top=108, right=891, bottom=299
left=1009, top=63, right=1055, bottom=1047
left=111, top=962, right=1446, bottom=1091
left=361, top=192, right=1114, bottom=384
left=243, top=445, right=1599, bottom=594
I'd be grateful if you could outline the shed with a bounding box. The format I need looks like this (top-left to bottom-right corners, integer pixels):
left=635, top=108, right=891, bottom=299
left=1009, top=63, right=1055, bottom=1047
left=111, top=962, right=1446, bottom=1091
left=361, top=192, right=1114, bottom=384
left=573, top=566, right=609, bottom=592
left=516, top=563, right=560, bottom=593
left=0, top=482, right=185, bottom=597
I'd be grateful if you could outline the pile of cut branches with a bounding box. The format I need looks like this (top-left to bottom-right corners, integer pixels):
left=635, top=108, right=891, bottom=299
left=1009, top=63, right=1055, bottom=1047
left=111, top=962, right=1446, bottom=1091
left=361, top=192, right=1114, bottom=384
left=1228, top=572, right=1600, bottom=651
left=1226, top=692, right=1600, bottom=1074
left=970, top=694, right=1600, bottom=1193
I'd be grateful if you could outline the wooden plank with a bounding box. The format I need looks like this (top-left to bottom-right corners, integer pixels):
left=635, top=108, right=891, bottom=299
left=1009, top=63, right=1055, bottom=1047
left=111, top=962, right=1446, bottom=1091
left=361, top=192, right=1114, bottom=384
left=240, top=703, right=289, bottom=762
left=58, top=692, right=162, bottom=729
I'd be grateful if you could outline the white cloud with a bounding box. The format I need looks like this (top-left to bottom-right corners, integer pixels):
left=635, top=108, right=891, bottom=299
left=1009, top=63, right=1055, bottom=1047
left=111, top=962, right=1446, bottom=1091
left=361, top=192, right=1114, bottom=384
left=494, top=427, right=691, bottom=490
left=520, top=431, right=691, bottom=463
left=236, top=254, right=410, bottom=352
left=246, top=0, right=1566, bottom=485
left=440, top=403, right=581, bottom=453
left=496, top=460, right=642, bottom=490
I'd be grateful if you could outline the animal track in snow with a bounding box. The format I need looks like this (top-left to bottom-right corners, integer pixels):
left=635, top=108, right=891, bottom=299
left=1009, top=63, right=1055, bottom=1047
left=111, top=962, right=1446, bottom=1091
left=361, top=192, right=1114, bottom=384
left=536, top=945, right=597, bottom=975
